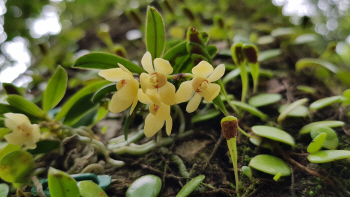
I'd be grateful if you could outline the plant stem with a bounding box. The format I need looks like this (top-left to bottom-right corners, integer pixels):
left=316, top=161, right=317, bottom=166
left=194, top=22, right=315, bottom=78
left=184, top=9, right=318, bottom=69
left=227, top=137, right=239, bottom=194
left=238, top=127, right=255, bottom=139
left=240, top=65, right=248, bottom=103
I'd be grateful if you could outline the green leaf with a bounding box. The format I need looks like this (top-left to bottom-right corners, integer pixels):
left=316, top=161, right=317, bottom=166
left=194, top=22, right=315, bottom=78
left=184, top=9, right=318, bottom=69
left=308, top=150, right=350, bottom=163
left=176, top=175, right=205, bottom=197
left=342, top=89, right=350, bottom=105
left=7, top=95, right=46, bottom=119
left=296, top=85, right=316, bottom=94
left=277, top=98, right=308, bottom=124
left=191, top=110, right=220, bottom=124
left=0, top=143, right=21, bottom=161
left=27, top=140, right=60, bottom=155
left=307, top=132, right=326, bottom=153
left=2, top=83, right=23, bottom=95
left=0, top=183, right=9, bottom=197
left=248, top=93, right=282, bottom=107
left=230, top=101, right=268, bottom=120
left=249, top=154, right=291, bottom=176
left=146, top=6, right=165, bottom=59
left=78, top=181, right=108, bottom=197
left=126, top=175, right=162, bottom=197
left=251, top=126, right=295, bottom=147
left=63, top=93, right=98, bottom=126
left=299, top=121, right=345, bottom=135
left=73, top=52, right=144, bottom=74
left=0, top=151, right=35, bottom=183
left=212, top=94, right=228, bottom=116
left=43, top=66, right=68, bottom=112
left=0, top=104, right=19, bottom=117
left=0, top=128, right=11, bottom=140
left=222, top=68, right=241, bottom=84
left=310, top=127, right=338, bottom=150
left=310, top=96, right=342, bottom=110
left=187, top=42, right=212, bottom=63
left=293, top=33, right=318, bottom=45
left=91, top=83, right=116, bottom=103
left=296, top=58, right=338, bottom=73
left=48, top=167, right=80, bottom=197
left=163, top=41, right=187, bottom=62
left=206, top=45, right=218, bottom=58
left=55, top=80, right=110, bottom=121
left=249, top=137, right=274, bottom=151
left=278, top=104, right=309, bottom=117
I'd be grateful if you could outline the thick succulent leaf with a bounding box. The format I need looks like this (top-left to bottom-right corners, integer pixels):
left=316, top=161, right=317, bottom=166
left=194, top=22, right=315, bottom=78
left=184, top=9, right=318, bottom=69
left=251, top=126, right=295, bottom=147
left=249, top=154, right=291, bottom=176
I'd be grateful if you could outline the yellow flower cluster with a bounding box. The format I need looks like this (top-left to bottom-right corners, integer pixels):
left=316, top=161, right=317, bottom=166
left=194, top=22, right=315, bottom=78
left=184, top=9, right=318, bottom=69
left=99, top=52, right=225, bottom=137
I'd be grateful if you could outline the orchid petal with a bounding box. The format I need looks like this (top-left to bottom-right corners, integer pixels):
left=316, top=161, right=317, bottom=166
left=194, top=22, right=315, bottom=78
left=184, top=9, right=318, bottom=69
left=154, top=58, right=173, bottom=75
left=144, top=113, right=164, bottom=137
left=175, top=81, right=195, bottom=104
left=156, top=103, right=171, bottom=120
left=141, top=51, right=154, bottom=74
left=207, top=64, right=225, bottom=82
left=140, top=73, right=151, bottom=93
left=159, top=82, right=176, bottom=105
left=118, top=63, right=133, bottom=76
left=146, top=89, right=162, bottom=106
left=4, top=113, right=30, bottom=130
left=109, top=79, right=138, bottom=113
left=192, top=61, right=213, bottom=78
left=130, top=96, right=139, bottom=115
left=186, top=93, right=202, bottom=113
left=201, top=83, right=221, bottom=102
left=166, top=118, right=172, bottom=136
left=4, top=131, right=27, bottom=146
left=99, top=68, right=132, bottom=82
left=137, top=89, right=152, bottom=104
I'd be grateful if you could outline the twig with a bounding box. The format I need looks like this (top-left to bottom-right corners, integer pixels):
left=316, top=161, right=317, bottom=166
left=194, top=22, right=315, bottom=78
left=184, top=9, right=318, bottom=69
left=204, top=134, right=224, bottom=169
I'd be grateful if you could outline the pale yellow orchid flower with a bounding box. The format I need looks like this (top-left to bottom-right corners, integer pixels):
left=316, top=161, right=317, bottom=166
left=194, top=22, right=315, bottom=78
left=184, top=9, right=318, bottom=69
left=138, top=89, right=173, bottom=137
left=140, top=51, right=176, bottom=106
left=99, top=63, right=139, bottom=115
left=175, top=61, right=225, bottom=113
left=4, top=113, right=40, bottom=149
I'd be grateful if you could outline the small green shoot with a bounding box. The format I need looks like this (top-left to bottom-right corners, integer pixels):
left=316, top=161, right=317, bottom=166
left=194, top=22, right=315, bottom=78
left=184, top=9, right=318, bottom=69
left=307, top=132, right=326, bottom=153
left=310, top=127, right=338, bottom=150
left=242, top=166, right=253, bottom=180
left=176, top=175, right=205, bottom=197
